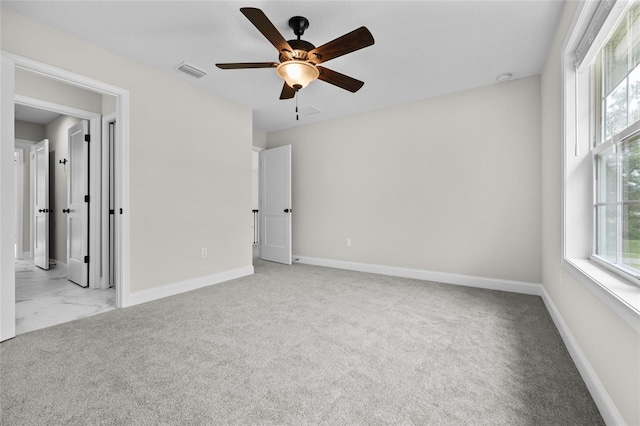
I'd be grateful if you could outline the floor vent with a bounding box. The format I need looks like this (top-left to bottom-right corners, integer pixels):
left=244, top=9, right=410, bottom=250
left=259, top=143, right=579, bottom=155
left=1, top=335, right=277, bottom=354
left=175, top=62, right=207, bottom=78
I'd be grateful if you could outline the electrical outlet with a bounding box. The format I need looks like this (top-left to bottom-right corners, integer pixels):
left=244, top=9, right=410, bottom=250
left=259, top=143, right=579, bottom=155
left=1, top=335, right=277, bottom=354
left=346, top=238, right=352, bottom=247
left=201, top=247, right=207, bottom=258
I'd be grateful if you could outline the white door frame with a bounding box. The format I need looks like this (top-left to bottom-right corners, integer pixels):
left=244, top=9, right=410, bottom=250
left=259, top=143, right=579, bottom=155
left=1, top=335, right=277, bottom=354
left=15, top=139, right=37, bottom=259
left=32, top=138, right=50, bottom=270
left=16, top=97, right=100, bottom=285
left=0, top=51, right=131, bottom=342
left=102, top=113, right=117, bottom=289
left=13, top=148, right=24, bottom=259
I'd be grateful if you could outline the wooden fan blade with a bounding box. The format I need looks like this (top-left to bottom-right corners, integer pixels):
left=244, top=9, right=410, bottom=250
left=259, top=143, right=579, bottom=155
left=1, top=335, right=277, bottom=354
left=308, top=27, right=374, bottom=64
left=240, top=8, right=293, bottom=57
left=216, top=62, right=278, bottom=69
left=316, top=66, right=364, bottom=92
left=280, top=83, right=296, bottom=100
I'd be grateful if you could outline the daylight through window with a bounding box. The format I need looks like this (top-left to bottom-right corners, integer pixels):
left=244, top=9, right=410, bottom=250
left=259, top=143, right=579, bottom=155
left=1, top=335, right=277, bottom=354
left=593, top=3, right=640, bottom=282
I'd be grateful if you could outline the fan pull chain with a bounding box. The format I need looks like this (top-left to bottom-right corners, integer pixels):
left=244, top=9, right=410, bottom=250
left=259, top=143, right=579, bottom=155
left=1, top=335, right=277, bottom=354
left=295, top=90, right=299, bottom=121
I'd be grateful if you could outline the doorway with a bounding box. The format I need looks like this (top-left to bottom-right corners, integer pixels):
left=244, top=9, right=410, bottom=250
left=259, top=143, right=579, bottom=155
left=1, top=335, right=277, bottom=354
left=0, top=52, right=131, bottom=342
left=13, top=103, right=114, bottom=334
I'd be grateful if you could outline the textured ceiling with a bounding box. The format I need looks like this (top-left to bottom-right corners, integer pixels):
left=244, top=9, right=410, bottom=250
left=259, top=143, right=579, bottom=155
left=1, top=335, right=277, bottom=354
left=2, top=1, right=565, bottom=132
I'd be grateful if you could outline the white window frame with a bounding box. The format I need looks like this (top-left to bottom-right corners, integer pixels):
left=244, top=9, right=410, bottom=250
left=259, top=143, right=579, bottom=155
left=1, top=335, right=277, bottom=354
left=590, top=6, right=640, bottom=283
left=562, top=0, right=640, bottom=334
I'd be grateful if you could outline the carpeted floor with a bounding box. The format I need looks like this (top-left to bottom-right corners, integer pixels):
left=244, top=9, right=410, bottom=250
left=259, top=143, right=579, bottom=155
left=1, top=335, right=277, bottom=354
left=1, top=256, right=604, bottom=425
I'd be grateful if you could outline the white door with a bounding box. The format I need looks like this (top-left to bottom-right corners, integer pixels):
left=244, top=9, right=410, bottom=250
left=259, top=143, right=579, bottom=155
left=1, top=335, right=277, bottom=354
left=33, top=139, right=50, bottom=270
left=67, top=121, right=89, bottom=287
left=259, top=145, right=292, bottom=264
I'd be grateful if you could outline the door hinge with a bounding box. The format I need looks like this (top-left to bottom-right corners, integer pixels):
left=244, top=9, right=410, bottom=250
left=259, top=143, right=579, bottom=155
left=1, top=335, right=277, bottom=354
left=84, top=134, right=90, bottom=143
left=109, top=209, right=115, bottom=215
left=84, top=256, right=90, bottom=263
left=85, top=195, right=90, bottom=203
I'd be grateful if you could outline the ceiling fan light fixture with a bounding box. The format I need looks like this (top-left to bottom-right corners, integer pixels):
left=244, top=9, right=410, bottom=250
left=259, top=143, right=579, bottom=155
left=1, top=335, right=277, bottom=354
left=276, top=60, right=319, bottom=90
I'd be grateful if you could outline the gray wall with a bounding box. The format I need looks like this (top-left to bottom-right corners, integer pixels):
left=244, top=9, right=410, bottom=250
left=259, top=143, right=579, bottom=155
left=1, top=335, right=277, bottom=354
left=3, top=8, right=253, bottom=292
left=15, top=120, right=44, bottom=141
left=15, top=68, right=102, bottom=113
left=540, top=1, right=640, bottom=424
left=268, top=76, right=541, bottom=284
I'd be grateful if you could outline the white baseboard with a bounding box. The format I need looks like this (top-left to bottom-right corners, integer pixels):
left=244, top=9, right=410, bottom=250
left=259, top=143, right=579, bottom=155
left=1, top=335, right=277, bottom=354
left=128, top=265, right=254, bottom=306
left=540, top=287, right=624, bottom=426
left=293, top=255, right=542, bottom=295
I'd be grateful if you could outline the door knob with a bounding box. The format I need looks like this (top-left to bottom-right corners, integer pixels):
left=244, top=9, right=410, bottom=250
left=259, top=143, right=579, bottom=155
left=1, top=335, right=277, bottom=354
left=63, top=209, right=70, bottom=213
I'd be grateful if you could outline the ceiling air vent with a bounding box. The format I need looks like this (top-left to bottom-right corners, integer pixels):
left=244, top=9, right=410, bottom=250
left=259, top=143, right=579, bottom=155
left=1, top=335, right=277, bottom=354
left=175, top=62, right=207, bottom=79
left=300, top=106, right=320, bottom=116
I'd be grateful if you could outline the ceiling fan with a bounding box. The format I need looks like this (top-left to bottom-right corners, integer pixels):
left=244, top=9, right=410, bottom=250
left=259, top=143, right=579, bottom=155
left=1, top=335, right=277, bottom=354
left=216, top=8, right=375, bottom=100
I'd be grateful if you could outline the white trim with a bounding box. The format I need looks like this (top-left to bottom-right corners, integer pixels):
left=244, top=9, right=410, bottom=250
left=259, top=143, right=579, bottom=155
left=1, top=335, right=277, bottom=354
left=14, top=95, right=99, bottom=121
left=540, top=286, right=625, bottom=426
left=0, top=55, right=16, bottom=341
left=560, top=0, right=640, bottom=339
left=29, top=145, right=34, bottom=266
left=1, top=52, right=131, bottom=342
left=15, top=137, right=37, bottom=262
left=15, top=95, right=102, bottom=289
left=564, top=259, right=640, bottom=333
left=14, top=148, right=24, bottom=260
left=293, top=255, right=542, bottom=296
left=128, top=266, right=254, bottom=306
left=14, top=139, right=36, bottom=149
left=101, top=113, right=116, bottom=290
left=116, top=92, right=130, bottom=308
left=4, top=52, right=124, bottom=96
left=10, top=51, right=131, bottom=308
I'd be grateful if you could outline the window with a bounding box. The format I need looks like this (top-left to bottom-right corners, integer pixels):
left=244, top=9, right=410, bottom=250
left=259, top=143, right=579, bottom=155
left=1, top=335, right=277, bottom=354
left=563, top=0, right=640, bottom=333
left=592, top=4, right=640, bottom=283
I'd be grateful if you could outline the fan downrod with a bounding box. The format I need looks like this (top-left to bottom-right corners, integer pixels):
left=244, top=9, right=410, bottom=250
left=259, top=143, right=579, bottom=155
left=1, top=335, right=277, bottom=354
left=289, top=16, right=309, bottom=39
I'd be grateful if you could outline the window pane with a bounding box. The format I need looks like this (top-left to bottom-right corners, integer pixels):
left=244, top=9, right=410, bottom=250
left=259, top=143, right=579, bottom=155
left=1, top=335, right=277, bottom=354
left=605, top=17, right=629, bottom=95
left=596, top=205, right=618, bottom=262
left=629, top=65, right=640, bottom=125
left=631, top=4, right=640, bottom=67
left=622, top=137, right=640, bottom=201
left=623, top=204, right=640, bottom=271
left=605, top=78, right=628, bottom=139
left=596, top=148, right=618, bottom=203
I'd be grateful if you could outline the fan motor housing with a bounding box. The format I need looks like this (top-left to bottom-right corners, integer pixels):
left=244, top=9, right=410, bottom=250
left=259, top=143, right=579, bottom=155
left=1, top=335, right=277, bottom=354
left=280, top=39, right=316, bottom=61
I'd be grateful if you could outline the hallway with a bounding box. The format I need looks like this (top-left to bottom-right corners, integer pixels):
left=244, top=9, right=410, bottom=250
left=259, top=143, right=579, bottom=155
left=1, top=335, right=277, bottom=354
left=15, top=259, right=115, bottom=335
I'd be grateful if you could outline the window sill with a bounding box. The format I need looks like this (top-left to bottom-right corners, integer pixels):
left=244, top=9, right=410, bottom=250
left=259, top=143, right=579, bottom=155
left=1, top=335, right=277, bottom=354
left=563, top=258, right=640, bottom=333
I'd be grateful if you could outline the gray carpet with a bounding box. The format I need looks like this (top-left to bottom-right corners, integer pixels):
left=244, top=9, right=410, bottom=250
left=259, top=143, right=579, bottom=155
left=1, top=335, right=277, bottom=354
left=1, top=257, right=604, bottom=425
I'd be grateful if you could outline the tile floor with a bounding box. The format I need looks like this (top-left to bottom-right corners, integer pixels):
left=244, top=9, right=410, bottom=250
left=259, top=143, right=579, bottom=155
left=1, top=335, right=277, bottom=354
left=15, top=259, right=116, bottom=335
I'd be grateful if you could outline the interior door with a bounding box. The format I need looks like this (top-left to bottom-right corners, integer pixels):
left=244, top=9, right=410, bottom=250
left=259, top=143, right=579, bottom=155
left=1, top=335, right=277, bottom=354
left=108, top=120, right=116, bottom=288
left=259, top=145, right=292, bottom=264
left=67, top=121, right=89, bottom=287
left=33, top=139, right=49, bottom=270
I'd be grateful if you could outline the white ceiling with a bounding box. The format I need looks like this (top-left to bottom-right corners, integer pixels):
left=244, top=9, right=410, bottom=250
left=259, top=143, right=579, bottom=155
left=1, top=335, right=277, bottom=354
left=15, top=104, right=61, bottom=125
left=3, top=1, right=565, bottom=133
